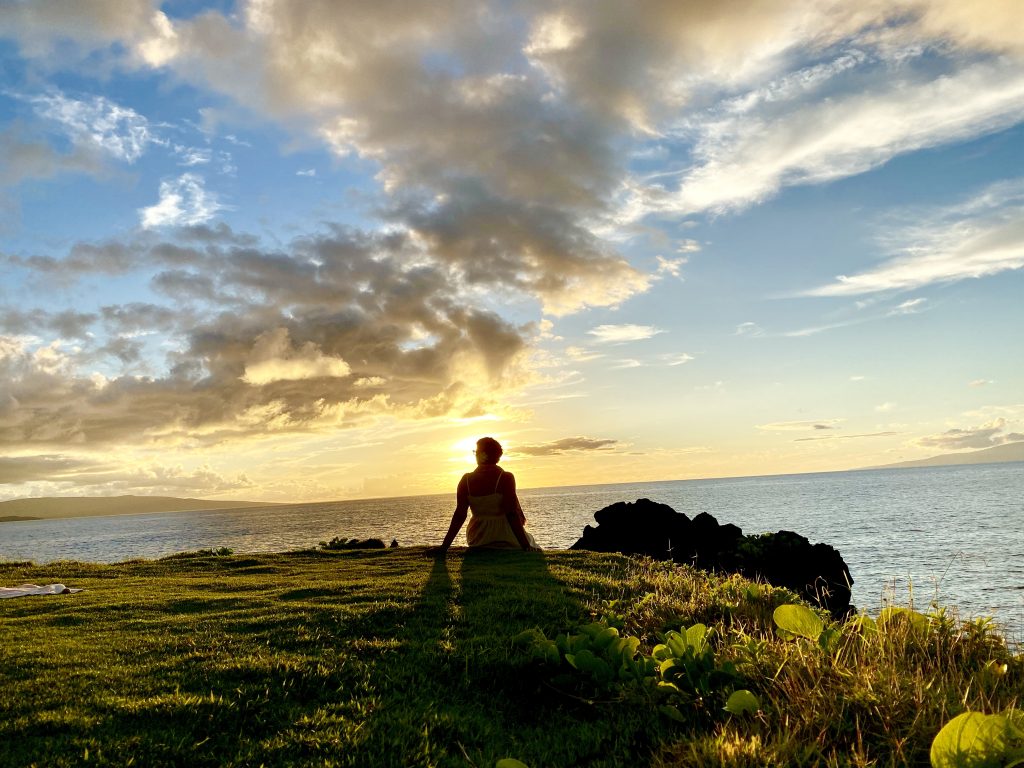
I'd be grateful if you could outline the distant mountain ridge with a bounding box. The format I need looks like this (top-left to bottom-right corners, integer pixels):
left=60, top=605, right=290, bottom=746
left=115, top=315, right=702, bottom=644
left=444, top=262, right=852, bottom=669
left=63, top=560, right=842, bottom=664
left=0, top=495, right=278, bottom=521
left=868, top=441, right=1024, bottom=470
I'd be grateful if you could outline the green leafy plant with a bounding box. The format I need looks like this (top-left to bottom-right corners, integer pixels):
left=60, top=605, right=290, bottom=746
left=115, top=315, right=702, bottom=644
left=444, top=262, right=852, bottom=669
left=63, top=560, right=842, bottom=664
left=724, top=689, right=761, bottom=716
left=773, top=604, right=824, bottom=640
left=516, top=615, right=747, bottom=726
left=930, top=709, right=1024, bottom=768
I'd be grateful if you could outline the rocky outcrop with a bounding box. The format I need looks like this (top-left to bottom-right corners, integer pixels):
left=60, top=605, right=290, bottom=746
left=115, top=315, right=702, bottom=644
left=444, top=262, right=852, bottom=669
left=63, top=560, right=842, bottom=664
left=571, top=498, right=854, bottom=618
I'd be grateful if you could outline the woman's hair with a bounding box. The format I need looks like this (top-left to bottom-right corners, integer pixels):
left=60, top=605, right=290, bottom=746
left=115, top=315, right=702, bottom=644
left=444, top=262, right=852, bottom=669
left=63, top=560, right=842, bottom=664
left=476, top=437, right=503, bottom=463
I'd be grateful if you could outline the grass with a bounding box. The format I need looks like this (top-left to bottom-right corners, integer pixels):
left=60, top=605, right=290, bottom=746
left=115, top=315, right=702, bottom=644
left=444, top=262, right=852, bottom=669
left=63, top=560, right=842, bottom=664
left=1, top=548, right=1021, bottom=767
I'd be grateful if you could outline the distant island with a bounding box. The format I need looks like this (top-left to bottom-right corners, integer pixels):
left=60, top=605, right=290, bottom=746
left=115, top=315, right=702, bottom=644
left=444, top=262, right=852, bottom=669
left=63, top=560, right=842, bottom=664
left=868, top=440, right=1024, bottom=470
left=0, top=495, right=278, bottom=522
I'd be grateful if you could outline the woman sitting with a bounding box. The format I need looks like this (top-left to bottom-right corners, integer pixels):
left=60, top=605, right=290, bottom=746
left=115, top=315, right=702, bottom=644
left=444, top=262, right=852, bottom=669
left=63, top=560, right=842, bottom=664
left=427, top=437, right=540, bottom=554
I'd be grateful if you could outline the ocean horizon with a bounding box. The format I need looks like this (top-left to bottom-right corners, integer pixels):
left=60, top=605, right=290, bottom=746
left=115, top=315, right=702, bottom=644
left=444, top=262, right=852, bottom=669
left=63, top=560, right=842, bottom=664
left=3, top=462, right=1022, bottom=642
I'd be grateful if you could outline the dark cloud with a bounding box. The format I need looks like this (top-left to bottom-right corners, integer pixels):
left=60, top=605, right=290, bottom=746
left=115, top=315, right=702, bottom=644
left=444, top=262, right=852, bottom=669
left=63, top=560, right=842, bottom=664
left=514, top=436, right=618, bottom=456
left=0, top=224, right=532, bottom=450
left=0, top=308, right=97, bottom=339
left=0, top=454, right=105, bottom=484
left=916, top=419, right=1022, bottom=450
left=794, top=431, right=899, bottom=442
left=0, top=122, right=105, bottom=185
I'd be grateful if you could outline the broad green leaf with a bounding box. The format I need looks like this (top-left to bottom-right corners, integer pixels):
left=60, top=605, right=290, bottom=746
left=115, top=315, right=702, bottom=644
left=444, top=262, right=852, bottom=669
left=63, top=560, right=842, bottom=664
left=565, top=649, right=611, bottom=681
left=496, top=759, right=530, bottom=768
left=620, top=635, right=641, bottom=660
left=652, top=643, right=671, bottom=661
left=819, top=627, right=842, bottom=654
left=724, top=689, right=760, bottom=716
left=666, top=632, right=688, bottom=658
left=659, top=658, right=680, bottom=676
left=539, top=639, right=560, bottom=665
left=686, top=624, right=711, bottom=654
left=930, top=711, right=1020, bottom=768
left=773, top=604, right=824, bottom=640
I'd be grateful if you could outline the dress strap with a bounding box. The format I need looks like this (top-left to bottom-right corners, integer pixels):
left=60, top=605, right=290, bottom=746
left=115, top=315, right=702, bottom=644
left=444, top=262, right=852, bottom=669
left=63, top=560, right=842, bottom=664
left=493, top=468, right=504, bottom=494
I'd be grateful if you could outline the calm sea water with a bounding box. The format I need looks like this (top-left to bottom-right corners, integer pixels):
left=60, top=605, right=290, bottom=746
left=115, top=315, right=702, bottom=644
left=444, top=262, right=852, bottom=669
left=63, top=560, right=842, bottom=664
left=2, top=463, right=1022, bottom=640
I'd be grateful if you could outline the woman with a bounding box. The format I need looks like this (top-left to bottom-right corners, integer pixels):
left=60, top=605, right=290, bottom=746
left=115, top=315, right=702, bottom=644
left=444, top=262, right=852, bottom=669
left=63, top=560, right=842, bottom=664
left=427, top=437, right=540, bottom=554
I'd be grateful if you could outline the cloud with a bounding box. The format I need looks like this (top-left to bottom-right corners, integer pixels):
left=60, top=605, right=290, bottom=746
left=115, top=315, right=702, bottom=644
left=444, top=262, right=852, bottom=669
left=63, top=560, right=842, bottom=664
left=241, top=328, right=351, bottom=385
left=296, top=168, right=316, bottom=177
left=6, top=0, right=1023, bottom=320
left=662, top=353, right=695, bottom=366
left=968, top=379, right=993, bottom=387
left=638, top=57, right=1024, bottom=219
left=805, top=179, right=1024, bottom=296
left=587, top=324, right=664, bottom=343
left=916, top=418, right=1024, bottom=450
left=139, top=174, right=224, bottom=228
left=794, top=431, right=899, bottom=442
left=0, top=123, right=105, bottom=185
left=31, top=91, right=155, bottom=163
left=514, top=436, right=618, bottom=456
left=735, top=322, right=764, bottom=337
left=888, top=298, right=927, bottom=315
left=758, top=420, right=843, bottom=431
left=0, top=454, right=106, bottom=484
left=875, top=402, right=897, bottom=412
left=0, top=224, right=534, bottom=451
left=565, top=346, right=603, bottom=362
left=176, top=147, right=212, bottom=166
left=0, top=1, right=179, bottom=66
left=656, top=255, right=687, bottom=279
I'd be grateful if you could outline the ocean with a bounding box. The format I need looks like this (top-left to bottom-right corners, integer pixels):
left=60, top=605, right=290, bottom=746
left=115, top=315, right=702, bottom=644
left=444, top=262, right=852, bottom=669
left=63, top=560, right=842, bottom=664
left=2, top=463, right=1022, bottom=641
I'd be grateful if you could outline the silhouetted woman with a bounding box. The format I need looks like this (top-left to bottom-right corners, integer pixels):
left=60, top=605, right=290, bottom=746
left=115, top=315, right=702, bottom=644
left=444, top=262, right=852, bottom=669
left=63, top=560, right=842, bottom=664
left=427, top=437, right=540, bottom=554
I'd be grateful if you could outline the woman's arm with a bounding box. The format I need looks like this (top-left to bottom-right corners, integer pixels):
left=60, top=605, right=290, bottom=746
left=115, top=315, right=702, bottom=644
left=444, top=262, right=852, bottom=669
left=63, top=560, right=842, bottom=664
left=426, top=476, right=470, bottom=555
left=500, top=472, right=534, bottom=551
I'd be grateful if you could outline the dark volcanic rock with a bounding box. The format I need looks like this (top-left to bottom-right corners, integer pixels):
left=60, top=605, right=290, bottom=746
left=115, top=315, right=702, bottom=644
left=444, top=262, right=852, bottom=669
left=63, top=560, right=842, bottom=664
left=571, top=499, right=854, bottom=618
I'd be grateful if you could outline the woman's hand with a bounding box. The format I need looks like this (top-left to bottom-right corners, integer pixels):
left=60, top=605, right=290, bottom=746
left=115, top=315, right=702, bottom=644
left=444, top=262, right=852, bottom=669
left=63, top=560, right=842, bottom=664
left=425, top=545, right=448, bottom=557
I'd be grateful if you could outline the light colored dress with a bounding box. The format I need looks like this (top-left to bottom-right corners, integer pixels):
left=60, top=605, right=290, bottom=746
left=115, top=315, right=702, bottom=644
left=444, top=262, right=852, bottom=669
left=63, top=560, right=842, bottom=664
left=465, top=469, right=539, bottom=550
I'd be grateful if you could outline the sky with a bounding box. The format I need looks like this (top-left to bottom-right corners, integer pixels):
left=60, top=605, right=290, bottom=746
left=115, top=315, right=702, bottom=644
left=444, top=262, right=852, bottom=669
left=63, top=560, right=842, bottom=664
left=0, top=0, right=1022, bottom=503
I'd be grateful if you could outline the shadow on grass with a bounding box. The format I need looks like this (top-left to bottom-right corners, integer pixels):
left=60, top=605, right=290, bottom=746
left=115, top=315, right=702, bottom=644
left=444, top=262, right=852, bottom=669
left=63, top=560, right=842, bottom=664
left=0, top=550, right=663, bottom=767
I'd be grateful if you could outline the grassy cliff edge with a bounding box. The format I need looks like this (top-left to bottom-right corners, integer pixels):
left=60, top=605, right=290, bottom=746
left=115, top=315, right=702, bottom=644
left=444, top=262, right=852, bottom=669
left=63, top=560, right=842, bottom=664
left=1, top=549, right=1021, bottom=767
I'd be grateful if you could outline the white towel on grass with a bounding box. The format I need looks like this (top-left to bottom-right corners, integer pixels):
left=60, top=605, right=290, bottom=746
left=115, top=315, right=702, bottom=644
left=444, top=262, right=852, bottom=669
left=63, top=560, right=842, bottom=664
left=0, top=583, right=83, bottom=599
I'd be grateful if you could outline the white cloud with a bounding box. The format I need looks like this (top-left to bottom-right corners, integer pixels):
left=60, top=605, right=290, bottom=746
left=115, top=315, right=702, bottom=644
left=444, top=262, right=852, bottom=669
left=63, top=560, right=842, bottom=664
left=176, top=147, right=212, bottom=166
left=139, top=174, right=224, bottom=228
left=610, top=358, right=643, bottom=369
left=656, top=255, right=687, bottom=279
left=735, top=322, right=764, bottom=337
left=875, top=402, right=897, bottom=412
left=888, top=298, right=927, bottom=315
left=757, top=419, right=843, bottom=431
left=565, top=345, right=603, bottom=362
left=639, top=58, right=1024, bottom=218
left=31, top=92, right=154, bottom=163
left=968, top=379, right=993, bottom=387
left=297, top=168, right=317, bottom=177
left=806, top=179, right=1024, bottom=296
left=662, top=353, right=695, bottom=366
left=587, top=324, right=664, bottom=343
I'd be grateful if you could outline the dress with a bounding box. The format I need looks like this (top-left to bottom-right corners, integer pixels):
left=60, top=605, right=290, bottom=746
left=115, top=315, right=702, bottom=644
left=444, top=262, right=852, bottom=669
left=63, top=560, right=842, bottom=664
left=465, top=469, right=539, bottom=550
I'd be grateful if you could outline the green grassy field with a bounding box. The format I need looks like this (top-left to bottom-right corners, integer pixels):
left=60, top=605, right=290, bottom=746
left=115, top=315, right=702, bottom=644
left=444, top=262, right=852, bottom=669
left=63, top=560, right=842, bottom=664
left=1, top=548, right=1021, bottom=767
